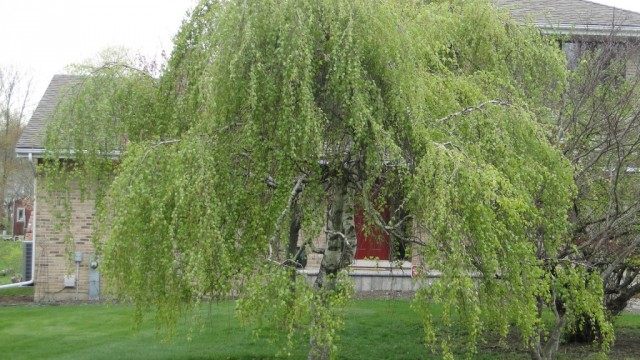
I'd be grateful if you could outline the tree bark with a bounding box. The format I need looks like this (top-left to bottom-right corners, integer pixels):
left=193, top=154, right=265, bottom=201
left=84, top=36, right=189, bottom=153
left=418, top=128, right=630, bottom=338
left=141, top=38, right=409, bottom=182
left=531, top=295, right=566, bottom=360
left=314, top=179, right=355, bottom=290
left=531, top=316, right=566, bottom=360
left=309, top=178, right=356, bottom=360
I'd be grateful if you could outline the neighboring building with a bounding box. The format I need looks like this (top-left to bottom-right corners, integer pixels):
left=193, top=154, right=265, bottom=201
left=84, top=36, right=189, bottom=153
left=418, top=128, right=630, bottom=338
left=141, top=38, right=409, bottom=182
left=18, top=1, right=640, bottom=302
left=496, top=0, right=640, bottom=35
left=7, top=197, right=32, bottom=238
left=2, top=151, right=35, bottom=238
left=496, top=0, right=640, bottom=76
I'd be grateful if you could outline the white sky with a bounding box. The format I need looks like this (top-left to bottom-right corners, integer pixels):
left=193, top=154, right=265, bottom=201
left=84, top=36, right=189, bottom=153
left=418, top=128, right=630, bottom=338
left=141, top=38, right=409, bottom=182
left=0, top=0, right=198, bottom=113
left=592, top=0, right=640, bottom=13
left=0, top=0, right=638, bottom=115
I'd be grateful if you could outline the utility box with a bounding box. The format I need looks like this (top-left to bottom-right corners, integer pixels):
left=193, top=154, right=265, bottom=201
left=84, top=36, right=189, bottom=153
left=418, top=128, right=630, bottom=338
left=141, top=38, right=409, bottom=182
left=63, top=275, right=76, bottom=288
left=88, top=255, right=100, bottom=300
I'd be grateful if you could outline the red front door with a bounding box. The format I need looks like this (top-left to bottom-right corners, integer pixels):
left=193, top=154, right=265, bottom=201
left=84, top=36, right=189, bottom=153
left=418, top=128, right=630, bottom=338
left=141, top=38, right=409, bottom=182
left=354, top=206, right=390, bottom=260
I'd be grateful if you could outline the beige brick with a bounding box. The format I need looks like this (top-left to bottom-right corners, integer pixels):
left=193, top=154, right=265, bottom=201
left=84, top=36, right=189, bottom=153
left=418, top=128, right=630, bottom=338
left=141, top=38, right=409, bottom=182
left=34, top=176, right=99, bottom=302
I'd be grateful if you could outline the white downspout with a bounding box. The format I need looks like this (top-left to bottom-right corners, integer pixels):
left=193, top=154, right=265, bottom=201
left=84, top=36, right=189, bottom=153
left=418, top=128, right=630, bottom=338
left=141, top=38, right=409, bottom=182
left=0, top=153, right=36, bottom=289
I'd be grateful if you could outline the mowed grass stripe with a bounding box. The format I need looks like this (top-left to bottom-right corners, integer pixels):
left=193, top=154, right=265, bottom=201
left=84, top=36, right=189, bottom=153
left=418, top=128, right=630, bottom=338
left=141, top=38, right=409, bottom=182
left=0, top=299, right=638, bottom=359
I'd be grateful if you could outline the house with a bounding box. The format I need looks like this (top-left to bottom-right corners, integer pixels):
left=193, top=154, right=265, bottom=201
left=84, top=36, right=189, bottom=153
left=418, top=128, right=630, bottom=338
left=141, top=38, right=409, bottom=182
left=14, top=75, right=96, bottom=301
left=496, top=0, right=640, bottom=35
left=496, top=0, right=640, bottom=75
left=15, top=1, right=640, bottom=302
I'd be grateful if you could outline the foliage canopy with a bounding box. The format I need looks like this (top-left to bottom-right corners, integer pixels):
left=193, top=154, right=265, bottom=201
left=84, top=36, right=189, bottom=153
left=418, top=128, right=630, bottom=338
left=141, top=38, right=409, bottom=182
left=44, top=0, right=612, bottom=358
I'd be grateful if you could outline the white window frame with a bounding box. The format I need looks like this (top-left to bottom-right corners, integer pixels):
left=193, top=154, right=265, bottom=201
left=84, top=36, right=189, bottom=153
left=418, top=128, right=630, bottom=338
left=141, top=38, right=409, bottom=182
left=17, top=208, right=25, bottom=223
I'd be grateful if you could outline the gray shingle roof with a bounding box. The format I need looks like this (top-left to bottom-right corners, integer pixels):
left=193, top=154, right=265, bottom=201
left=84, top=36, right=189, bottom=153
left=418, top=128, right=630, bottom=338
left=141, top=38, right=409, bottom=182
left=496, top=0, right=640, bottom=31
left=16, top=74, right=82, bottom=151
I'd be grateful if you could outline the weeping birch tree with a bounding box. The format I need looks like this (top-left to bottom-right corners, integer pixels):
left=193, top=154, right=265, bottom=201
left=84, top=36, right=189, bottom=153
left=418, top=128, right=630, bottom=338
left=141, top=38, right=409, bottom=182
left=44, top=0, right=613, bottom=359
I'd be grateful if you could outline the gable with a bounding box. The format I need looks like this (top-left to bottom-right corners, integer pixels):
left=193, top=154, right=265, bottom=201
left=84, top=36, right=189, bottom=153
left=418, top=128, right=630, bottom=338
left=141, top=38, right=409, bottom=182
left=16, top=74, right=82, bottom=155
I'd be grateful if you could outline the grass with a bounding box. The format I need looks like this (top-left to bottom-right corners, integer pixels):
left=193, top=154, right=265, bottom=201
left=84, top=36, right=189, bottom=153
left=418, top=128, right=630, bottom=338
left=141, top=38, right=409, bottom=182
left=0, top=240, right=23, bottom=285
left=0, top=300, right=638, bottom=359
left=0, top=286, right=33, bottom=297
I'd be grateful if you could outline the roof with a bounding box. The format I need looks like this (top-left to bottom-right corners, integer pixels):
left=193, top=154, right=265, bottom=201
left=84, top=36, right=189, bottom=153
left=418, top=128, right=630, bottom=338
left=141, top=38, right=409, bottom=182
left=16, top=74, right=82, bottom=154
left=496, top=0, right=640, bottom=36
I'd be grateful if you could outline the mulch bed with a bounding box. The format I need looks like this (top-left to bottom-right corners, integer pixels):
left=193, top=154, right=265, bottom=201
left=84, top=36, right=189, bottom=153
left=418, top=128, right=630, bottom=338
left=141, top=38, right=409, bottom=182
left=558, top=329, right=640, bottom=359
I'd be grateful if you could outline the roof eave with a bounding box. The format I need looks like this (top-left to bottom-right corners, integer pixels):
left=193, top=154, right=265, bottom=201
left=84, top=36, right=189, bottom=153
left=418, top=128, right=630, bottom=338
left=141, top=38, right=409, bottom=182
left=16, top=148, right=46, bottom=159
left=15, top=147, right=121, bottom=160
left=538, top=24, right=640, bottom=38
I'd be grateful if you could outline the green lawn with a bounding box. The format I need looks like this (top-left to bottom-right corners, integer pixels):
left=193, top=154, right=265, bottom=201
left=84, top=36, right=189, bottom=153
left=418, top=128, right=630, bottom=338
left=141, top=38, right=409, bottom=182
left=0, top=240, right=23, bottom=285
left=0, top=300, right=638, bottom=359
left=0, top=286, right=33, bottom=297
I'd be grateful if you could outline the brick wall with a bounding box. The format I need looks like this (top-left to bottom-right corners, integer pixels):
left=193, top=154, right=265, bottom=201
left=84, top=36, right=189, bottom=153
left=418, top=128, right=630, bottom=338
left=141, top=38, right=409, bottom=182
left=33, top=175, right=97, bottom=302
left=31, top=175, right=423, bottom=299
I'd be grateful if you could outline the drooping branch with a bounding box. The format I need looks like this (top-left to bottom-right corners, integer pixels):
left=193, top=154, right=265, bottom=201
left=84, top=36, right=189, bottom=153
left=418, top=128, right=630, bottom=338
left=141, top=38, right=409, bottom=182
left=268, top=175, right=306, bottom=260
left=602, top=235, right=640, bottom=280
left=435, top=99, right=511, bottom=124
left=359, top=194, right=428, bottom=247
left=128, top=139, right=181, bottom=175
left=305, top=236, right=326, bottom=255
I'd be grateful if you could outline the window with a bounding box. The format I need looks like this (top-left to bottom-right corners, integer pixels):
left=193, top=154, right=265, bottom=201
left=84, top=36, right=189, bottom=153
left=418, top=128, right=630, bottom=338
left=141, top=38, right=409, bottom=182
left=17, top=208, right=25, bottom=223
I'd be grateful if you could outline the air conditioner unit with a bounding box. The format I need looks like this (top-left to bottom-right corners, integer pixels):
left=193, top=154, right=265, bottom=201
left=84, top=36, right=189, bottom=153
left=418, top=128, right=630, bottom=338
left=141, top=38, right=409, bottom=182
left=22, top=241, right=33, bottom=281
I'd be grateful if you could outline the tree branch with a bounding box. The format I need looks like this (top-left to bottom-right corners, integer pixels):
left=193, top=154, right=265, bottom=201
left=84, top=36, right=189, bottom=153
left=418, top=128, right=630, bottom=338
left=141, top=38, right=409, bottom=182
left=436, top=99, right=510, bottom=124
left=137, top=139, right=181, bottom=163
left=268, top=175, right=306, bottom=260
left=602, top=235, right=640, bottom=280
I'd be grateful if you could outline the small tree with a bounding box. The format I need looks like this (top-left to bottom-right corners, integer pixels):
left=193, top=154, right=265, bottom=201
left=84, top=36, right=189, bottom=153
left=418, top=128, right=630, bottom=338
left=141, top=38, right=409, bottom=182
left=556, top=34, right=640, bottom=342
left=44, top=1, right=611, bottom=359
left=0, top=68, right=32, bottom=230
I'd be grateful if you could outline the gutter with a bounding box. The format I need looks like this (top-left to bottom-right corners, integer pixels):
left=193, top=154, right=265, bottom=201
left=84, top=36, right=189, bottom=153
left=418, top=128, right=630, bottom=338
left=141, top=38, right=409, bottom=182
left=15, top=148, right=45, bottom=159
left=15, top=147, right=121, bottom=160
left=536, top=23, right=640, bottom=38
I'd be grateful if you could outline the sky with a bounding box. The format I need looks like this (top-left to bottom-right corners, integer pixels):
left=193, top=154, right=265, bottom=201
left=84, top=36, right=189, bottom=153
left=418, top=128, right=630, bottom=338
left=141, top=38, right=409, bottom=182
left=594, top=0, right=640, bottom=13
left=0, top=0, right=639, bottom=115
left=0, top=0, right=198, bottom=113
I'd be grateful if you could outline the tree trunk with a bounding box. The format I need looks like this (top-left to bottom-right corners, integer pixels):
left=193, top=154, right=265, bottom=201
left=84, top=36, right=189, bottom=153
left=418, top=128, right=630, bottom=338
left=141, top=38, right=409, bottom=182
left=604, top=270, right=640, bottom=316
left=531, top=317, right=566, bottom=360
left=308, top=335, right=331, bottom=360
left=309, top=178, right=356, bottom=360
left=287, top=190, right=304, bottom=268
left=531, top=297, right=566, bottom=360
left=314, top=179, right=355, bottom=289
